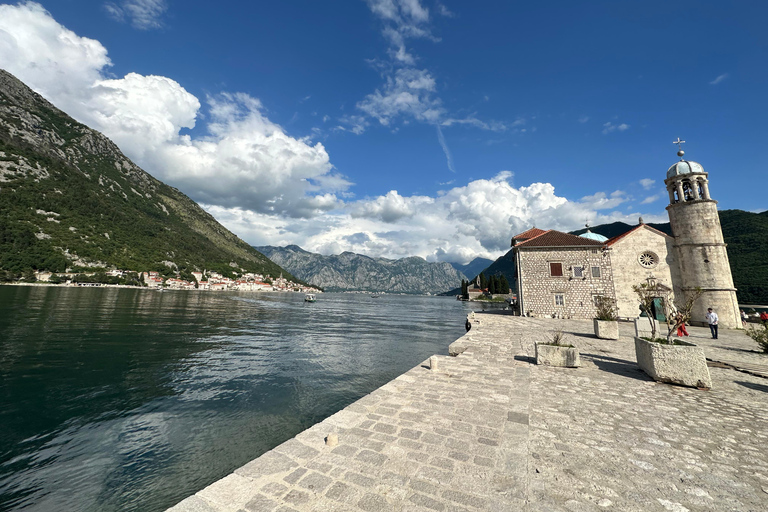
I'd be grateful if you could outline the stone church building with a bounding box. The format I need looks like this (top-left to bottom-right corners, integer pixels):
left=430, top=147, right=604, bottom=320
left=512, top=147, right=741, bottom=328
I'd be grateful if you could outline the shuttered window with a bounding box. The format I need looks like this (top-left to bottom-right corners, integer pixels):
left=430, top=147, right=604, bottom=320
left=550, top=262, right=563, bottom=277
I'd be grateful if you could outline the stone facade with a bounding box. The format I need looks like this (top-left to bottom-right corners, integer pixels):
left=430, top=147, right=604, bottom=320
left=665, top=167, right=740, bottom=328
left=605, top=225, right=683, bottom=320
left=517, top=246, right=614, bottom=319
left=513, top=152, right=741, bottom=329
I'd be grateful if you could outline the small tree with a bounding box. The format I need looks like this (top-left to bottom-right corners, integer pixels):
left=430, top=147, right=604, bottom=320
left=665, top=287, right=703, bottom=343
left=594, top=296, right=617, bottom=321
left=632, top=281, right=665, bottom=341
left=745, top=324, right=768, bottom=353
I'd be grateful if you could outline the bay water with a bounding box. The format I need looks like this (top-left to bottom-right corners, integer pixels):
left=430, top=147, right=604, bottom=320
left=0, top=286, right=481, bottom=511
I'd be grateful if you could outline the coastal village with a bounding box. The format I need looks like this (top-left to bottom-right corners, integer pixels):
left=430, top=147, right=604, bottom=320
left=30, top=269, right=323, bottom=294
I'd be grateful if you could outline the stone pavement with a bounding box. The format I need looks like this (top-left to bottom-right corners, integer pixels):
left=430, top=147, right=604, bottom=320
left=167, top=314, right=768, bottom=512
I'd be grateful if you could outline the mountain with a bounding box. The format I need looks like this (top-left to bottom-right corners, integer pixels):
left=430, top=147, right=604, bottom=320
left=571, top=211, right=767, bottom=305
left=255, top=245, right=466, bottom=294
left=449, top=257, right=494, bottom=280
left=0, top=69, right=292, bottom=280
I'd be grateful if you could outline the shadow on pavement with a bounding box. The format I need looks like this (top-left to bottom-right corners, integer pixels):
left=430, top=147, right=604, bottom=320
left=581, top=353, right=653, bottom=382
left=734, top=380, right=768, bottom=393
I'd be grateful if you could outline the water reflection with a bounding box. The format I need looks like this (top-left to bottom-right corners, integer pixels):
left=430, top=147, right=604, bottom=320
left=0, top=287, right=472, bottom=511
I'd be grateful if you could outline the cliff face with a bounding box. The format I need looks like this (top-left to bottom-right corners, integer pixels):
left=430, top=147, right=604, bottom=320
left=0, top=69, right=292, bottom=279
left=256, top=245, right=467, bottom=294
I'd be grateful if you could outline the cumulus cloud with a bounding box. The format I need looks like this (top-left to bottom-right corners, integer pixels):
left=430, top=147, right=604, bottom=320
left=579, top=190, right=627, bottom=210
left=709, top=73, right=728, bottom=85
left=357, top=67, right=443, bottom=126
left=639, top=178, right=655, bottom=190
left=206, top=172, right=653, bottom=264
left=104, top=0, right=168, bottom=30
left=0, top=2, right=348, bottom=218
left=602, top=122, right=630, bottom=134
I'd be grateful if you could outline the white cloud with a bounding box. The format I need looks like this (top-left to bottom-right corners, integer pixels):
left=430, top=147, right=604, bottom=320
left=357, top=67, right=442, bottom=126
left=709, top=73, right=728, bottom=85
left=435, top=125, right=455, bottom=173
left=207, top=172, right=651, bottom=264
left=0, top=2, right=348, bottom=218
left=639, top=178, right=655, bottom=190
left=579, top=190, right=627, bottom=210
left=578, top=116, right=589, bottom=123
left=641, top=194, right=660, bottom=204
left=602, top=122, right=630, bottom=134
left=104, top=0, right=168, bottom=30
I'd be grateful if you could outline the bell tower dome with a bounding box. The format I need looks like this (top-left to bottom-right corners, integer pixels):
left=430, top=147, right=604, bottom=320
left=665, top=139, right=740, bottom=328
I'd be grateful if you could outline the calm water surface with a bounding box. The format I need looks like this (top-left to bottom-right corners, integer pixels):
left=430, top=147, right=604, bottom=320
left=0, top=286, right=479, bottom=511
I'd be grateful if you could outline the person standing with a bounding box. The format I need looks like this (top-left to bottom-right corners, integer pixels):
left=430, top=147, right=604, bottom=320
left=706, top=308, right=719, bottom=339
left=676, top=311, right=689, bottom=337
left=741, top=309, right=748, bottom=327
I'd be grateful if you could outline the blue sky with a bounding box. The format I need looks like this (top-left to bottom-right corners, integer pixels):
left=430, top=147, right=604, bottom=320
left=0, top=1, right=765, bottom=263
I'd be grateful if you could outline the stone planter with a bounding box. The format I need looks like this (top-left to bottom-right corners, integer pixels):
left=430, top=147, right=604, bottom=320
left=634, top=337, right=712, bottom=389
left=593, top=319, right=619, bottom=340
left=535, top=343, right=580, bottom=367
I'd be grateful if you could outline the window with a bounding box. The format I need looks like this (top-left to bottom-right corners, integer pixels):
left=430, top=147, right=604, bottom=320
left=554, top=294, right=565, bottom=306
left=591, top=266, right=601, bottom=278
left=573, top=266, right=584, bottom=278
left=549, top=262, right=563, bottom=277
left=638, top=251, right=658, bottom=268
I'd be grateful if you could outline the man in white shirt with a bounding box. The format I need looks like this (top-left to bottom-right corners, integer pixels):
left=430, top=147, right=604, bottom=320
left=706, top=308, right=719, bottom=339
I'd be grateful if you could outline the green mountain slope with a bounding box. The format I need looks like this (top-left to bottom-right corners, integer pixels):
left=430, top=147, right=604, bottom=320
left=0, top=69, right=292, bottom=280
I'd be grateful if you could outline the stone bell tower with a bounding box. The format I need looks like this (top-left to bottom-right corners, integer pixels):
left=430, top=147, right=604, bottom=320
left=665, top=139, right=740, bottom=328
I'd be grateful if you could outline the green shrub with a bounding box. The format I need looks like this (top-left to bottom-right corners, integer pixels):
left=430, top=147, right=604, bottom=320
left=594, top=295, right=617, bottom=321
left=745, top=324, right=768, bottom=353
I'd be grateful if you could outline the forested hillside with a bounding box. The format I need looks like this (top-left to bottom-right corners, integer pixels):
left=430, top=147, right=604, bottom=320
left=0, top=69, right=292, bottom=280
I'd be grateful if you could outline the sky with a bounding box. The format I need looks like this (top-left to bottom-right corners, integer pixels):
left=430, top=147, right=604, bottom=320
left=0, top=1, right=765, bottom=264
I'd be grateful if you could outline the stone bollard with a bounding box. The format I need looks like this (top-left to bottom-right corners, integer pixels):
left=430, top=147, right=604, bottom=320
left=429, top=356, right=438, bottom=370
left=325, top=433, right=338, bottom=447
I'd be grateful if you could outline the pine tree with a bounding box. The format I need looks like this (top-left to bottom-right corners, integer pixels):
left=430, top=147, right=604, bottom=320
left=500, top=275, right=510, bottom=294
left=479, top=272, right=487, bottom=290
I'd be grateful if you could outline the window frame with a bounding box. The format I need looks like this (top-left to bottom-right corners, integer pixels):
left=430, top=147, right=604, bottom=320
left=554, top=293, right=565, bottom=306
left=549, top=262, right=563, bottom=277
left=573, top=266, right=584, bottom=278
left=591, top=266, right=601, bottom=278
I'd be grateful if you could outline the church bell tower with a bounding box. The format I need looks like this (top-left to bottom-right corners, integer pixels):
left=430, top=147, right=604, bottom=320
left=665, top=139, right=740, bottom=328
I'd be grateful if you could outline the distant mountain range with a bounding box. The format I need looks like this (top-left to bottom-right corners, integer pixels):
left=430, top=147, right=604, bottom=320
left=255, top=245, right=466, bottom=294
left=448, top=257, right=494, bottom=280
left=0, top=69, right=293, bottom=280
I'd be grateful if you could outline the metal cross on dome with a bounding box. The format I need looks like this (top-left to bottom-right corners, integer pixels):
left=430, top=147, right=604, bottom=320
left=673, top=137, right=686, bottom=150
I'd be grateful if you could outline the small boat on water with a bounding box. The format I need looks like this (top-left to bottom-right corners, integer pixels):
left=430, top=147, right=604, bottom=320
left=371, top=294, right=380, bottom=298
left=304, top=293, right=316, bottom=302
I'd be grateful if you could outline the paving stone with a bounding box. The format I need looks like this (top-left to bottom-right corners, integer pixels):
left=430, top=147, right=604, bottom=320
left=168, top=316, right=768, bottom=512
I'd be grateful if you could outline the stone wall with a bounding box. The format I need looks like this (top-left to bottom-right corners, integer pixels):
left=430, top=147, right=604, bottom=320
left=608, top=226, right=681, bottom=320
left=517, top=247, right=614, bottom=319
left=667, top=199, right=741, bottom=328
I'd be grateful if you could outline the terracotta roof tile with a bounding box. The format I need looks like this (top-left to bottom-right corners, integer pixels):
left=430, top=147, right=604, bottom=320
left=512, top=227, right=547, bottom=241
left=515, top=230, right=604, bottom=248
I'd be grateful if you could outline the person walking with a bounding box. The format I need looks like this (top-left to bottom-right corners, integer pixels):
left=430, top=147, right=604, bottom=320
left=761, top=311, right=768, bottom=326
left=706, top=308, right=719, bottom=339
left=741, top=309, right=748, bottom=327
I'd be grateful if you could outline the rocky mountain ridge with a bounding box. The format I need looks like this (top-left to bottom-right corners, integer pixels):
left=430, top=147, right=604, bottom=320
left=255, top=245, right=467, bottom=294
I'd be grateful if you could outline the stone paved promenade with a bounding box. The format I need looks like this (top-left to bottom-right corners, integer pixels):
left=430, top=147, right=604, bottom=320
left=168, top=315, right=768, bottom=512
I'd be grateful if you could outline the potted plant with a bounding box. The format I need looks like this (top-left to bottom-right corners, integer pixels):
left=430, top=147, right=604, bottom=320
left=535, top=329, right=580, bottom=367
left=593, top=295, right=619, bottom=339
left=632, top=282, right=710, bottom=389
